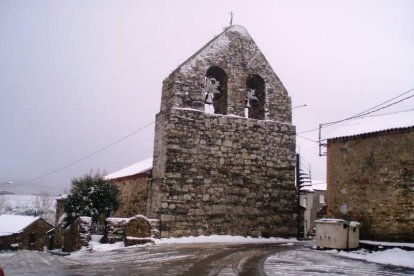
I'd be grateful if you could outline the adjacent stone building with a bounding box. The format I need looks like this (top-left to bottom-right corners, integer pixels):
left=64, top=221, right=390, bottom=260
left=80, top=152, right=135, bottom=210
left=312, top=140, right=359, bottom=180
left=105, top=158, right=152, bottom=217
left=325, top=110, right=414, bottom=242
left=146, top=25, right=297, bottom=238
left=0, top=214, right=54, bottom=251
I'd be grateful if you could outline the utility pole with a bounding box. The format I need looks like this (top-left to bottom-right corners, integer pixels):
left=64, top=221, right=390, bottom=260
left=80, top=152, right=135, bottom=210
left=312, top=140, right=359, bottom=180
left=296, top=154, right=303, bottom=239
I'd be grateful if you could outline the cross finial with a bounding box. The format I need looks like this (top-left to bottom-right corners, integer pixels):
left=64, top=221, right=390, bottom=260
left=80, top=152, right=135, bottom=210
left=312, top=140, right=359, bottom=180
left=229, top=11, right=234, bottom=26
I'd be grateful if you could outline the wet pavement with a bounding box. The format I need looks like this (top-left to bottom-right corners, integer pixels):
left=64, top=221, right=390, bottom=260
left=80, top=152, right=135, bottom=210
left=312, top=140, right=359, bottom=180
left=1, top=242, right=413, bottom=275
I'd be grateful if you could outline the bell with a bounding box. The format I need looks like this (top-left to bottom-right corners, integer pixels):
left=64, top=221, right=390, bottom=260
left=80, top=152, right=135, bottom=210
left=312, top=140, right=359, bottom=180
left=245, top=99, right=251, bottom=108
left=247, top=89, right=258, bottom=101
left=205, top=92, right=214, bottom=104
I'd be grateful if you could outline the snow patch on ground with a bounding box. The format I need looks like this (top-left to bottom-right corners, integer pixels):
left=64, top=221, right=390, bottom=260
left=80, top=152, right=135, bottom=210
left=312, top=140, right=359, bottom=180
left=88, top=241, right=125, bottom=252
left=70, top=235, right=297, bottom=254
left=153, top=235, right=296, bottom=245
left=360, top=240, right=414, bottom=248
left=90, top=235, right=104, bottom=242
left=324, top=248, right=414, bottom=269
left=338, top=248, right=414, bottom=269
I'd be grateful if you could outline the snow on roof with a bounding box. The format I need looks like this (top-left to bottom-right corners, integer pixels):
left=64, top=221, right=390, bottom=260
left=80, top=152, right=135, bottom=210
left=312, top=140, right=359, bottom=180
left=324, top=110, right=414, bottom=140
left=105, top=157, right=153, bottom=180
left=301, top=180, right=327, bottom=192
left=178, top=25, right=251, bottom=75
left=0, top=214, right=39, bottom=236
left=228, top=25, right=250, bottom=38
left=312, top=180, right=327, bottom=191
left=56, top=194, right=68, bottom=200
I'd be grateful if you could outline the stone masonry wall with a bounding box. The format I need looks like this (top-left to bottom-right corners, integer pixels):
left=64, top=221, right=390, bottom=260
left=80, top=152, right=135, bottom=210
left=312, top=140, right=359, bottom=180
left=18, top=219, right=54, bottom=251
left=327, top=128, right=414, bottom=242
left=160, top=26, right=292, bottom=122
left=149, top=108, right=297, bottom=238
left=63, top=216, right=91, bottom=252
left=111, top=174, right=149, bottom=217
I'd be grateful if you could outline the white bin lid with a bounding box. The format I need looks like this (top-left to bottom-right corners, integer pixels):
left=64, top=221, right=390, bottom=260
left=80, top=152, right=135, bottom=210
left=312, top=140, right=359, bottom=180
left=315, top=219, right=361, bottom=227
left=315, top=218, right=347, bottom=224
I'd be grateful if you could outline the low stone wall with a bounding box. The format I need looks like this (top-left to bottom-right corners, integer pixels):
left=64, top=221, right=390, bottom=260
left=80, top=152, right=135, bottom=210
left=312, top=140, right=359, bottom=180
left=63, top=216, right=91, bottom=252
left=107, top=215, right=158, bottom=246
left=106, top=217, right=128, bottom=244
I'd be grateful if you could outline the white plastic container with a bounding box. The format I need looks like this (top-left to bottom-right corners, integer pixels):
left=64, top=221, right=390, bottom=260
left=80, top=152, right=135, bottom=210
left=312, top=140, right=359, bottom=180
left=315, top=218, right=349, bottom=249
left=347, top=221, right=360, bottom=249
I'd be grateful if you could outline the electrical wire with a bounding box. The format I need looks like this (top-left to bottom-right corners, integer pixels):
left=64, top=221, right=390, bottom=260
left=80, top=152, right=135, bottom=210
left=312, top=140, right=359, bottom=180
left=297, top=134, right=318, bottom=143
left=14, top=121, right=155, bottom=186
left=297, top=87, right=414, bottom=134
left=11, top=87, right=414, bottom=186
left=341, top=87, right=414, bottom=119
left=323, top=93, right=414, bottom=127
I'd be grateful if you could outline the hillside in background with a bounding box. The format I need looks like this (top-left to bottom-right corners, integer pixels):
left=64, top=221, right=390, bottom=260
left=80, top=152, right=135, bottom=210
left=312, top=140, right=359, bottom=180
left=0, top=194, right=56, bottom=224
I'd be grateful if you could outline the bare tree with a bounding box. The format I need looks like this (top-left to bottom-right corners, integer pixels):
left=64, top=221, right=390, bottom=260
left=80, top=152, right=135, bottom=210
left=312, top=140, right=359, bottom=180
left=0, top=195, right=7, bottom=213
left=34, top=192, right=55, bottom=224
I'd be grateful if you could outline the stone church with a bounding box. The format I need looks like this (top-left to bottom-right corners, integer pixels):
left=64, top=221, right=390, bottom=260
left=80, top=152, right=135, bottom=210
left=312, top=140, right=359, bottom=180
left=108, top=25, right=297, bottom=238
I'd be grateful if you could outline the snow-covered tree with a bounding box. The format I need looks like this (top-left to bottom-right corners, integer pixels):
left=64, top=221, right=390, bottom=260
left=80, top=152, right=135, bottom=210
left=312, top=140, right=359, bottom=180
left=64, top=171, right=119, bottom=225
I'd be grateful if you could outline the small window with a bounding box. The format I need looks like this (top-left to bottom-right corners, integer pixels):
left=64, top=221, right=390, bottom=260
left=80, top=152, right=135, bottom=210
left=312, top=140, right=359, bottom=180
left=319, top=194, right=325, bottom=204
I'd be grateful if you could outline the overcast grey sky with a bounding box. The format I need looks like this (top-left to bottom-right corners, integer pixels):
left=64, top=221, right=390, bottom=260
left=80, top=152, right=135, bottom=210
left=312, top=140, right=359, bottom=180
left=1, top=0, right=413, bottom=194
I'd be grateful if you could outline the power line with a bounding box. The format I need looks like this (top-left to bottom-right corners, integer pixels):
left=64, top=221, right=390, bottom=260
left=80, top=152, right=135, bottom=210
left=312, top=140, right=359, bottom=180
left=297, top=87, right=414, bottom=134
left=297, top=134, right=318, bottom=143
left=323, top=92, right=414, bottom=127
left=14, top=121, right=155, bottom=186
left=344, top=87, right=414, bottom=119
left=297, top=127, right=320, bottom=135
left=12, top=87, right=414, bottom=186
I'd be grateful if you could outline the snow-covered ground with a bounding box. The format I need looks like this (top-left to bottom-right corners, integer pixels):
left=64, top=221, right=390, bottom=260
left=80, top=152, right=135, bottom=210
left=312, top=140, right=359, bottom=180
left=71, top=235, right=295, bottom=255
left=1, top=236, right=413, bottom=275
left=72, top=235, right=414, bottom=270
left=317, top=240, right=414, bottom=269
left=336, top=248, right=414, bottom=269
left=153, top=235, right=296, bottom=245
left=0, top=194, right=56, bottom=224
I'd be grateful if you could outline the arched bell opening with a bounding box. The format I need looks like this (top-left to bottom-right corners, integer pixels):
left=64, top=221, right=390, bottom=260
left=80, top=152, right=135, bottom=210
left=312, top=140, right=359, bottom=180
left=203, top=66, right=228, bottom=115
left=245, top=74, right=265, bottom=120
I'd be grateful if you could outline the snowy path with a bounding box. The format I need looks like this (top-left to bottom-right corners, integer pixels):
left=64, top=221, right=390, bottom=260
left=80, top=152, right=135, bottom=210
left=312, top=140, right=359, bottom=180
left=264, top=247, right=414, bottom=275
left=0, top=250, right=69, bottom=275
left=1, top=243, right=413, bottom=275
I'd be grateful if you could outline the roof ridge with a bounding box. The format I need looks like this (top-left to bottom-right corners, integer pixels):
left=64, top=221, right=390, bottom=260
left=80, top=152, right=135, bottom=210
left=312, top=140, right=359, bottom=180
left=168, top=25, right=250, bottom=77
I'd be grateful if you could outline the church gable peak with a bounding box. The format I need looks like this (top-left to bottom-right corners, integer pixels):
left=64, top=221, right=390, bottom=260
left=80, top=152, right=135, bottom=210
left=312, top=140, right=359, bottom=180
left=160, top=25, right=292, bottom=123
left=176, top=25, right=251, bottom=76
